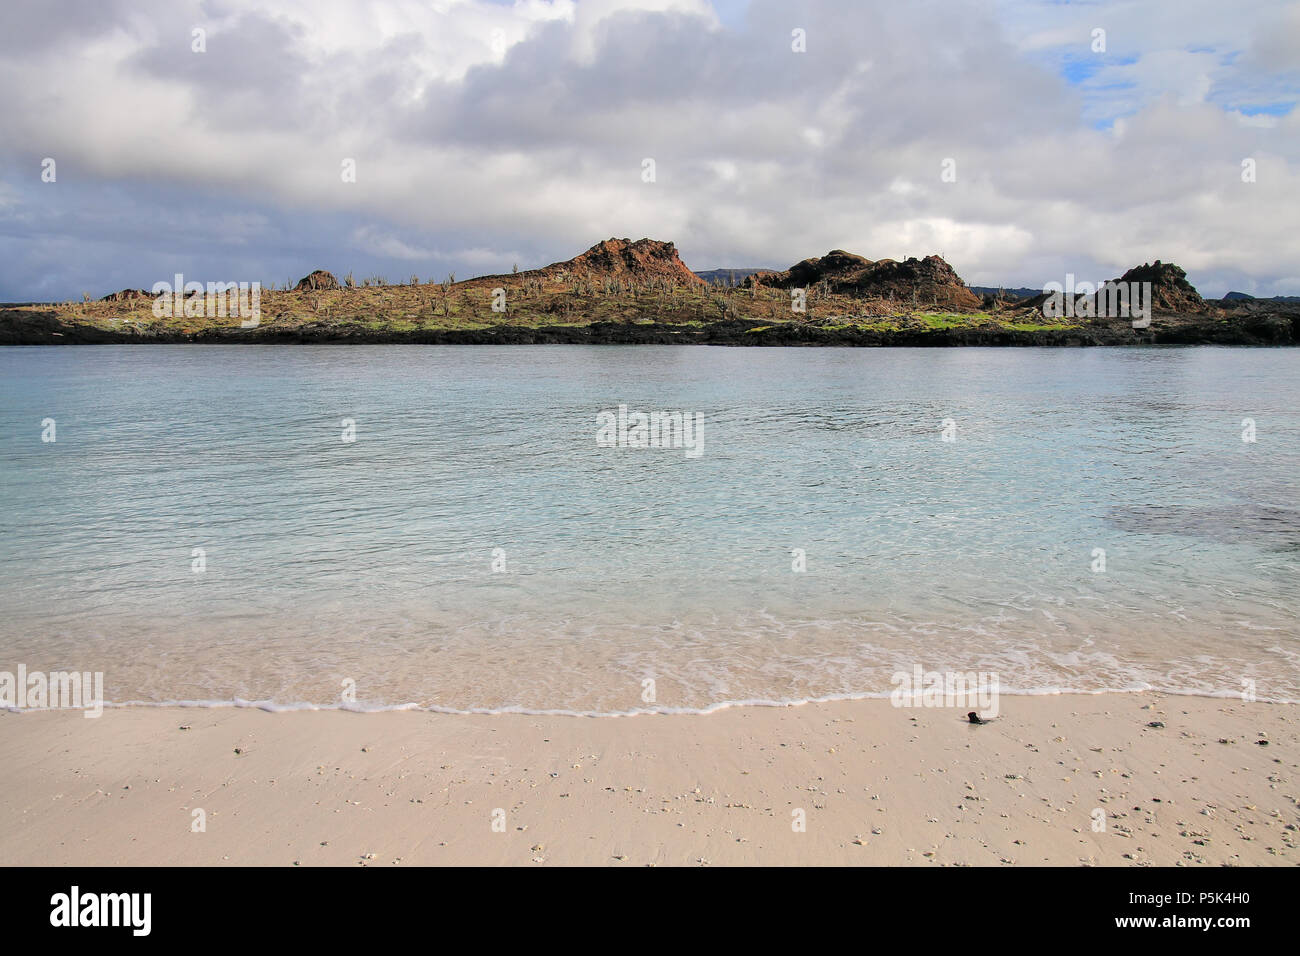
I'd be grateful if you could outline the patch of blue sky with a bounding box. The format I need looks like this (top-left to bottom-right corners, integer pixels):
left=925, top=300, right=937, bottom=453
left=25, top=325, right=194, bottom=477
left=1236, top=101, right=1296, bottom=116
left=1061, top=58, right=1101, bottom=84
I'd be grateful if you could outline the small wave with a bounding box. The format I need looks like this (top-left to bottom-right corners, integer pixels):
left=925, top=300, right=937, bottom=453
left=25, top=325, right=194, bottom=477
left=6, top=682, right=1294, bottom=719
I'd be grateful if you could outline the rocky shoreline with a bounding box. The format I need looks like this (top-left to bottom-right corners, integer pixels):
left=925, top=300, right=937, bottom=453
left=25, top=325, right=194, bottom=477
left=3, top=307, right=1296, bottom=347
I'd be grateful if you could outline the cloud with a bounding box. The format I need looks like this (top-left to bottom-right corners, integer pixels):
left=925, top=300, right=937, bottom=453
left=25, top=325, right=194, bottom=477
left=351, top=224, right=439, bottom=261
left=0, top=0, right=1296, bottom=300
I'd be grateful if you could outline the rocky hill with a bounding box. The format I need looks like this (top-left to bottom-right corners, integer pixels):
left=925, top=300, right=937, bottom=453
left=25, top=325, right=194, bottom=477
left=539, top=238, right=703, bottom=285
left=1114, top=261, right=1204, bottom=313
left=754, top=249, right=873, bottom=289
left=1022, top=260, right=1206, bottom=316
left=752, top=250, right=982, bottom=310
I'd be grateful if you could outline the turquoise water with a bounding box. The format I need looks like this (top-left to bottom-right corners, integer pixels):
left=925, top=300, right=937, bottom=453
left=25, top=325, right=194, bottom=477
left=1, top=345, right=1297, bottom=712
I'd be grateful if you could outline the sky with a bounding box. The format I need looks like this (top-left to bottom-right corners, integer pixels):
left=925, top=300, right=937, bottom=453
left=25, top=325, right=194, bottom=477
left=0, top=0, right=1297, bottom=301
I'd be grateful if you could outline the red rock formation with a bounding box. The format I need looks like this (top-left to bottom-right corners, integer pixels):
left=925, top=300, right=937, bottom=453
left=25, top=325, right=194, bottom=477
left=542, top=238, right=703, bottom=285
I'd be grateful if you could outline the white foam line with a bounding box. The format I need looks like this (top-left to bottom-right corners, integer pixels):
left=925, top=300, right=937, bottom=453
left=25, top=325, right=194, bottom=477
left=4, top=683, right=1289, bottom=718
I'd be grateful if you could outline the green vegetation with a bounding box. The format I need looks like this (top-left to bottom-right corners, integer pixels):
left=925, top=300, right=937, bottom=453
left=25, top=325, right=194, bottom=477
left=914, top=312, right=976, bottom=329
left=1002, top=321, right=1079, bottom=332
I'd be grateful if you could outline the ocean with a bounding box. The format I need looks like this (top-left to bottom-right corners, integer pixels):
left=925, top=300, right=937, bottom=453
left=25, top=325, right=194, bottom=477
left=2, top=344, right=1297, bottom=713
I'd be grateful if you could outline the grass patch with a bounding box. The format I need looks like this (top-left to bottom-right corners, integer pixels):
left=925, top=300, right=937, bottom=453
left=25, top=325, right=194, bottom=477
left=1001, top=321, right=1078, bottom=332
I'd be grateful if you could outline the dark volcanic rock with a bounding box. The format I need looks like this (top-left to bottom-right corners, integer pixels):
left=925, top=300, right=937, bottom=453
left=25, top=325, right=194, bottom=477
left=843, top=256, right=982, bottom=310
left=754, top=249, right=874, bottom=289
left=295, top=270, right=341, bottom=292
left=1025, top=260, right=1209, bottom=317
left=1115, top=260, right=1204, bottom=313
left=755, top=250, right=981, bottom=310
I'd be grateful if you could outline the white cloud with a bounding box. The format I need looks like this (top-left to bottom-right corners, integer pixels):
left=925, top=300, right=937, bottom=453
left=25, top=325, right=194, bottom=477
left=351, top=225, right=438, bottom=260
left=0, top=0, right=1296, bottom=299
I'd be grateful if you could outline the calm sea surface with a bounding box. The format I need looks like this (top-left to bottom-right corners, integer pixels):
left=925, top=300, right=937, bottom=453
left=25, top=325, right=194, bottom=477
left=2, top=345, right=1297, bottom=712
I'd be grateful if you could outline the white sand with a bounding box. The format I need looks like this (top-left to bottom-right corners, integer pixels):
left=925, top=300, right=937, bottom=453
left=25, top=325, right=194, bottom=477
left=1, top=692, right=1294, bottom=866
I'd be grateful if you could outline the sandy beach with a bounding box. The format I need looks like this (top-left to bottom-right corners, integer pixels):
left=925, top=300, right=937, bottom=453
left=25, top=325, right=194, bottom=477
left=0, top=692, right=1294, bottom=867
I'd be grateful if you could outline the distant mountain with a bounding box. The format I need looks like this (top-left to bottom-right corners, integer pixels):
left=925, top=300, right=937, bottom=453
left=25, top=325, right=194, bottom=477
left=1224, top=291, right=1300, bottom=302
left=969, top=286, right=1040, bottom=299
left=695, top=268, right=770, bottom=286
left=972, top=285, right=1300, bottom=303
